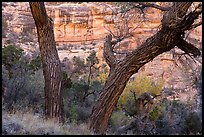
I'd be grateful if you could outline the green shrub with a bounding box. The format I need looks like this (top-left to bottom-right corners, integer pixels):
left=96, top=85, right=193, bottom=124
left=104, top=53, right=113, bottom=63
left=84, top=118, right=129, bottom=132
left=98, top=71, right=108, bottom=84
left=69, top=102, right=78, bottom=123
left=2, top=45, right=24, bottom=66
left=3, top=69, right=45, bottom=114
left=86, top=51, right=99, bottom=66
left=109, top=111, right=132, bottom=132
left=62, top=71, right=72, bottom=89
left=155, top=114, right=172, bottom=135
left=183, top=112, right=202, bottom=134
left=148, top=106, right=160, bottom=121
left=29, top=55, right=42, bottom=72
left=63, top=79, right=100, bottom=123
left=2, top=45, right=24, bottom=78
left=72, top=56, right=86, bottom=76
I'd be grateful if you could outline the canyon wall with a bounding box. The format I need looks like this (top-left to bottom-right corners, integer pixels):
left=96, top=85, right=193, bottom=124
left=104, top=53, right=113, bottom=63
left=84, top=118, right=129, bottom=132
left=2, top=2, right=202, bottom=91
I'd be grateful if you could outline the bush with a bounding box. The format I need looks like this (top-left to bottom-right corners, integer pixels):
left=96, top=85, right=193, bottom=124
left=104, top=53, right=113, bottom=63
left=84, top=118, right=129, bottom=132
left=2, top=45, right=24, bottom=66
left=2, top=69, right=45, bottom=114
left=2, top=45, right=24, bottom=78
left=98, top=71, right=108, bottom=84
left=69, top=102, right=78, bottom=123
left=118, top=72, right=164, bottom=116
left=62, top=77, right=103, bottom=124
left=2, top=43, right=46, bottom=114
left=148, top=106, right=160, bottom=121
left=109, top=111, right=132, bottom=133
left=29, top=55, right=42, bottom=72
left=155, top=114, right=172, bottom=135
left=183, top=112, right=202, bottom=134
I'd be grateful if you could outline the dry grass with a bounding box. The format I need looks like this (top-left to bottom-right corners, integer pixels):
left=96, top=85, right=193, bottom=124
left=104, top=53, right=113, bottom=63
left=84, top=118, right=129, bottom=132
left=2, top=110, right=94, bottom=135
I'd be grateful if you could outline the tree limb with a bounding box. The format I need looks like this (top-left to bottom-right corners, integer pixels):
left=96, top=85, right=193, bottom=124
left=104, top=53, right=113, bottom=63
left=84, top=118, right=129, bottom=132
left=181, top=3, right=202, bottom=31
left=119, top=2, right=171, bottom=14
left=176, top=39, right=201, bottom=57
left=103, top=34, right=117, bottom=69
left=111, top=33, right=133, bottom=46
left=161, top=2, right=193, bottom=29
left=113, top=50, right=129, bottom=55
left=188, top=21, right=202, bottom=30
left=137, top=2, right=171, bottom=11
left=120, top=3, right=197, bottom=74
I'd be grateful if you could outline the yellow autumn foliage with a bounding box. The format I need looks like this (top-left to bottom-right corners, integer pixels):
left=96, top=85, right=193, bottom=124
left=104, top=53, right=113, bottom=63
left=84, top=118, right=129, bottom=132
left=118, top=72, right=164, bottom=105
left=98, top=71, right=108, bottom=84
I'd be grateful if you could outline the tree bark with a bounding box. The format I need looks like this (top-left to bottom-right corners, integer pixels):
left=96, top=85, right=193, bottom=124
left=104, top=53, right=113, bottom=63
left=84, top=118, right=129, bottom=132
left=89, top=2, right=201, bottom=134
left=29, top=2, right=64, bottom=123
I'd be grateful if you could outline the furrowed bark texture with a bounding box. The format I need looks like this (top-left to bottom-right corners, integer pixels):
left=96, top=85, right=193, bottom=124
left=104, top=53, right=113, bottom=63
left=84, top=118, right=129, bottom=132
left=89, top=2, right=201, bottom=134
left=29, top=2, right=64, bottom=123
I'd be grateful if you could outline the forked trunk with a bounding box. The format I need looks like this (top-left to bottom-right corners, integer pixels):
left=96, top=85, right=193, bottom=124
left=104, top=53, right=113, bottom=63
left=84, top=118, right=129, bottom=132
left=89, top=2, right=201, bottom=134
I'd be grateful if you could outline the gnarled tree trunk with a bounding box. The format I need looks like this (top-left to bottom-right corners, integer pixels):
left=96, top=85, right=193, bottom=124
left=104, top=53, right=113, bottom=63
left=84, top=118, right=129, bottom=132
left=89, top=2, right=201, bottom=134
left=29, top=2, right=64, bottom=123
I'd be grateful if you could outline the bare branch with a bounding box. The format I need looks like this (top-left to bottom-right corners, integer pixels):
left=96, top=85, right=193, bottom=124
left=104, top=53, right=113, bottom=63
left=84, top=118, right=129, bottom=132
left=118, top=2, right=171, bottom=14
left=103, top=34, right=117, bottom=69
left=176, top=39, right=201, bottom=57
left=113, top=50, right=129, bottom=55
left=137, top=2, right=171, bottom=11
left=104, top=25, right=117, bottom=38
left=111, top=33, right=133, bottom=46
left=187, top=21, right=202, bottom=30
left=161, top=2, right=193, bottom=29
left=181, top=3, right=202, bottom=31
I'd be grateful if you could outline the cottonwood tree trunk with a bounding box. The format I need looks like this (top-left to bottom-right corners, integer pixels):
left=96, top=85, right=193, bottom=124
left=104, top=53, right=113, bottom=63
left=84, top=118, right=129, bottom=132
left=89, top=2, right=201, bottom=134
left=29, top=2, right=64, bottom=123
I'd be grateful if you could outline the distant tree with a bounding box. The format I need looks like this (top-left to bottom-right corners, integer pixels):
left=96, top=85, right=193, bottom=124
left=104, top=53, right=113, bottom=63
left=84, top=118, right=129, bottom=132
left=89, top=2, right=201, bottom=134
left=2, top=45, right=24, bottom=79
left=72, top=56, right=86, bottom=76
left=83, top=51, right=99, bottom=100
left=86, top=51, right=99, bottom=85
left=29, top=2, right=64, bottom=123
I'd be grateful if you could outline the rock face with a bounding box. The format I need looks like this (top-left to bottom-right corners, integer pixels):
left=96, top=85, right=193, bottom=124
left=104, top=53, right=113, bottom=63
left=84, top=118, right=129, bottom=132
left=46, top=2, right=163, bottom=47
left=2, top=2, right=202, bottom=90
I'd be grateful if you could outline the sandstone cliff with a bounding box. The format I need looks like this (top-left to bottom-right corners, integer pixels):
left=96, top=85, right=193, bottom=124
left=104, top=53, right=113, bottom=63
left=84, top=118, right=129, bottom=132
left=2, top=2, right=202, bottom=91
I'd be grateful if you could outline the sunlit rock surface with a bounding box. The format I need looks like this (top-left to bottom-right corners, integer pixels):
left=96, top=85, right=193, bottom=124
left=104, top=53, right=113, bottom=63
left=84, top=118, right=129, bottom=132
left=2, top=2, right=202, bottom=90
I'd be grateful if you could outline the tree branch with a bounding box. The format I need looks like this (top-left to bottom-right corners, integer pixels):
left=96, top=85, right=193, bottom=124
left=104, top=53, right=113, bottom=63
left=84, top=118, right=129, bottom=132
left=181, top=3, right=202, bottom=31
left=188, top=21, right=202, bottom=30
left=119, top=2, right=171, bottom=14
left=111, top=33, right=133, bottom=46
left=104, top=25, right=117, bottom=38
left=103, top=34, right=117, bottom=69
left=113, top=50, right=129, bottom=55
left=119, top=3, right=199, bottom=75
left=161, top=2, right=193, bottom=29
left=176, top=39, right=201, bottom=57
left=137, top=2, right=171, bottom=11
